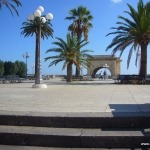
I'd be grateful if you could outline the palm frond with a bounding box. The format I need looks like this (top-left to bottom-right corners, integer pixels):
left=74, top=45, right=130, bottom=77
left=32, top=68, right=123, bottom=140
left=0, top=0, right=22, bottom=16
left=127, top=45, right=134, bottom=69
left=21, top=17, right=53, bottom=39
left=46, top=48, right=63, bottom=54
left=47, top=59, right=64, bottom=67
left=62, top=61, right=68, bottom=70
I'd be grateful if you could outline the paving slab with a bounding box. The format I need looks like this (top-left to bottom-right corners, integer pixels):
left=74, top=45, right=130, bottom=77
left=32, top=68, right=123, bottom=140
left=0, top=79, right=150, bottom=113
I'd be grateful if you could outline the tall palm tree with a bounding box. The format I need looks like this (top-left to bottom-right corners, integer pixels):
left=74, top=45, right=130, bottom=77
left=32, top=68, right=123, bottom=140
left=45, top=34, right=93, bottom=82
left=0, top=0, right=22, bottom=16
left=106, top=0, right=150, bottom=78
left=21, top=17, right=53, bottom=76
left=66, top=6, right=93, bottom=76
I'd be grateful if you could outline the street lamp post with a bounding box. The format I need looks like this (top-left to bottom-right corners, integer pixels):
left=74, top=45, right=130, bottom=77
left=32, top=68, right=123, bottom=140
left=28, top=6, right=53, bottom=88
left=32, top=64, right=35, bottom=75
left=23, top=52, right=30, bottom=79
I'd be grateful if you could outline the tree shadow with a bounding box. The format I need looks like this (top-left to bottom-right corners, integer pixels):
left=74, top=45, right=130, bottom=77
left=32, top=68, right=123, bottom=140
left=108, top=103, right=150, bottom=115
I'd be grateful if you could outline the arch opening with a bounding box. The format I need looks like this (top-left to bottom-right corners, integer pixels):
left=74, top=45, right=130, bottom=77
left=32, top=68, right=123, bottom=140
left=92, top=67, right=112, bottom=78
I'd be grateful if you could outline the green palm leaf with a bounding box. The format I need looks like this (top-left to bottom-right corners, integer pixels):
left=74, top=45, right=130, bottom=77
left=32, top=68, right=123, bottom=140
left=0, top=0, right=22, bottom=16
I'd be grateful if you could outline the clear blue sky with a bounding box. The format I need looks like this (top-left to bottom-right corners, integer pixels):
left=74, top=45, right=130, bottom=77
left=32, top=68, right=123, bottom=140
left=0, top=0, right=150, bottom=75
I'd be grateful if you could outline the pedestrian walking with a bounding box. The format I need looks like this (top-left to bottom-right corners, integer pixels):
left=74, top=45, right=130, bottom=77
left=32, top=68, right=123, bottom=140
left=103, top=70, right=106, bottom=80
left=99, top=71, right=103, bottom=79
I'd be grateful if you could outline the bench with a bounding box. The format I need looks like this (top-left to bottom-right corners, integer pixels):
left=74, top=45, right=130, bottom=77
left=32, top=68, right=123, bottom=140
left=114, top=75, right=144, bottom=84
left=72, top=76, right=84, bottom=81
left=0, top=75, right=23, bottom=84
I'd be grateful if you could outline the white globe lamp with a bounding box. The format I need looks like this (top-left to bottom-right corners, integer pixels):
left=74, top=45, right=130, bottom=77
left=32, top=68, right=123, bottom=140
left=37, top=6, right=44, bottom=13
left=41, top=17, right=46, bottom=23
left=46, top=13, right=53, bottom=20
left=34, top=10, right=41, bottom=17
left=28, top=14, right=34, bottom=20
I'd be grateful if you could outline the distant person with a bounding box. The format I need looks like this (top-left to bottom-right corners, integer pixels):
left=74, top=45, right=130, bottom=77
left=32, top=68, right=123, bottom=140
left=99, top=71, right=103, bottom=79
left=103, top=70, right=106, bottom=80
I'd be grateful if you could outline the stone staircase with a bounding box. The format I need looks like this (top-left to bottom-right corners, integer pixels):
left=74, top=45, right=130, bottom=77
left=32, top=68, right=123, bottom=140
left=0, top=112, right=150, bottom=149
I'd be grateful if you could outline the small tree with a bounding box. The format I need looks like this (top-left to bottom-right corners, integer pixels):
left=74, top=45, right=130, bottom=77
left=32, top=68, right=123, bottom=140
left=4, top=61, right=17, bottom=76
left=15, top=60, right=26, bottom=77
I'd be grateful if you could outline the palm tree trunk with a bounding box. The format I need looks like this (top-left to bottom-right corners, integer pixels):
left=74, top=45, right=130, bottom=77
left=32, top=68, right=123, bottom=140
left=67, top=63, right=72, bottom=82
left=75, top=21, right=82, bottom=77
left=139, top=43, right=147, bottom=78
left=75, top=67, right=80, bottom=77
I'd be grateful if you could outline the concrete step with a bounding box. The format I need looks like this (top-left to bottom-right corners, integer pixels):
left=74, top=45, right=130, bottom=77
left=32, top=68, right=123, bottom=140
left=0, top=112, right=150, bottom=128
left=0, top=145, right=146, bottom=150
left=0, top=125, right=149, bottom=148
left=0, top=145, right=145, bottom=150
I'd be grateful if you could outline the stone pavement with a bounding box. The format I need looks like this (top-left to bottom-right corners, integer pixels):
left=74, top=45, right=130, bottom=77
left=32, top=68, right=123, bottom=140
left=0, top=78, right=150, bottom=150
left=0, top=78, right=149, bottom=113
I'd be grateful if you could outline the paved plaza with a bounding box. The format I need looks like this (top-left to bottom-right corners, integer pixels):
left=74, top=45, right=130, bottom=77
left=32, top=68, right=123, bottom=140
left=0, top=78, right=150, bottom=113
left=0, top=78, right=150, bottom=150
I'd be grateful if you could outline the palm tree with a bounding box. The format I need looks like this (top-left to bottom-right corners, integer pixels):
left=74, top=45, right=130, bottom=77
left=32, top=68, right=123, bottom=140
left=21, top=17, right=53, bottom=76
left=106, top=0, right=150, bottom=78
left=66, top=6, right=93, bottom=76
left=0, top=0, right=22, bottom=16
left=45, top=34, right=93, bottom=82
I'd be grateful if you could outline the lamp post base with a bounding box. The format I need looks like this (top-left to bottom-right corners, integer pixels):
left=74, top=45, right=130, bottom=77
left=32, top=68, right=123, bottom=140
left=32, top=83, right=47, bottom=88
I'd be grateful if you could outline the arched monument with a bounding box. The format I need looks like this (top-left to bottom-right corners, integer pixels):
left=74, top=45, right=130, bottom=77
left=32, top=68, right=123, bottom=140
left=87, top=55, right=121, bottom=78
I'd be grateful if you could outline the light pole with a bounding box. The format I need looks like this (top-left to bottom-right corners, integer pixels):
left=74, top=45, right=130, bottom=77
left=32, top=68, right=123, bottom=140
left=28, top=6, right=53, bottom=88
left=32, top=64, right=35, bottom=75
left=23, top=52, right=30, bottom=79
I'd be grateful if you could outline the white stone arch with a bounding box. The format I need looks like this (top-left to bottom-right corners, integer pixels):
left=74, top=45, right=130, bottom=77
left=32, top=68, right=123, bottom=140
left=87, top=55, right=121, bottom=78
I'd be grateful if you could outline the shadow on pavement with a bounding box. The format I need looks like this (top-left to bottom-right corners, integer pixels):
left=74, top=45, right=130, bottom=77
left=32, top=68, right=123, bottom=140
left=109, top=103, right=150, bottom=113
